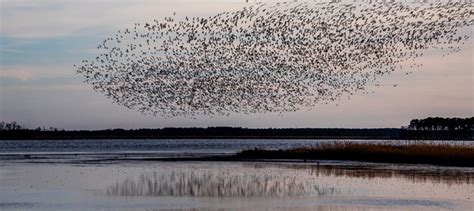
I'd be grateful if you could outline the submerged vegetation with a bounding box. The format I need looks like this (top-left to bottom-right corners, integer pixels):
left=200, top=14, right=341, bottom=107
left=235, top=143, right=474, bottom=167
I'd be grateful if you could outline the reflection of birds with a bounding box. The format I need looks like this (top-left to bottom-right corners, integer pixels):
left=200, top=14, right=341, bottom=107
left=76, top=1, right=473, bottom=117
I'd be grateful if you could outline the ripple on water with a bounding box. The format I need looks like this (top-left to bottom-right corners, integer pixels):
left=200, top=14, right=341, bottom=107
left=0, top=202, right=39, bottom=209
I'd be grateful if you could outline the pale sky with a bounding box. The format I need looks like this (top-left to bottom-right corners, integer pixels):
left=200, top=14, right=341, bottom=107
left=0, top=0, right=472, bottom=130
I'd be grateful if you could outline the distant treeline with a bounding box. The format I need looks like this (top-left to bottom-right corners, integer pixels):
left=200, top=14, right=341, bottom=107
left=408, top=117, right=473, bottom=131
left=0, top=117, right=472, bottom=140
left=0, top=127, right=471, bottom=140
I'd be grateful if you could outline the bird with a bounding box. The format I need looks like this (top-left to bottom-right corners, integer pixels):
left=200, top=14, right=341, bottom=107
left=75, top=1, right=474, bottom=118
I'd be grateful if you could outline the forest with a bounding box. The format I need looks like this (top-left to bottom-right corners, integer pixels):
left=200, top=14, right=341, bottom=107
left=0, top=117, right=472, bottom=140
left=407, top=117, right=473, bottom=131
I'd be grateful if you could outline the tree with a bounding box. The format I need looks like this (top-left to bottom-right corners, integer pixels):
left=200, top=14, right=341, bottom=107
left=407, top=117, right=473, bottom=131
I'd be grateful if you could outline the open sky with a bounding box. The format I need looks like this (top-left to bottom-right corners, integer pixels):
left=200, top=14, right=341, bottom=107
left=0, top=0, right=472, bottom=130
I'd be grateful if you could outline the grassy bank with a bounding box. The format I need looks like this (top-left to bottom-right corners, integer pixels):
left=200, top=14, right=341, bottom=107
left=235, top=143, right=474, bottom=167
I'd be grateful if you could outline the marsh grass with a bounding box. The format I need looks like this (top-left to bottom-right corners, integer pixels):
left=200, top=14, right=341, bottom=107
left=236, top=143, right=474, bottom=167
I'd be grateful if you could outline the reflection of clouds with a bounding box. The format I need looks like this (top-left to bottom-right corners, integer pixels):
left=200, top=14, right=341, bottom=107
left=106, top=169, right=339, bottom=197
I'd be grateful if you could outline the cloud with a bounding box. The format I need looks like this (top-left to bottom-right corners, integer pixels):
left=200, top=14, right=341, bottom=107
left=0, top=0, right=472, bottom=129
left=0, top=68, right=33, bottom=81
left=0, top=0, right=247, bottom=38
left=0, top=65, right=73, bottom=79
left=0, top=65, right=87, bottom=92
left=0, top=36, right=100, bottom=66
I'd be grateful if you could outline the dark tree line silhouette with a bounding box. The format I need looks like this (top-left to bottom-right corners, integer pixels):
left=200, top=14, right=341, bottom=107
left=0, top=117, right=472, bottom=140
left=0, top=121, right=60, bottom=132
left=0, top=121, right=23, bottom=131
left=408, top=117, right=473, bottom=131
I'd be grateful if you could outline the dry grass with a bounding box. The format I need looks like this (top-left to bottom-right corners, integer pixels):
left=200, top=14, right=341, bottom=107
left=236, top=143, right=474, bottom=167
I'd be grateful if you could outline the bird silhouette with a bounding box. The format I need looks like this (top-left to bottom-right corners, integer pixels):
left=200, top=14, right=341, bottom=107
left=76, top=1, right=473, bottom=117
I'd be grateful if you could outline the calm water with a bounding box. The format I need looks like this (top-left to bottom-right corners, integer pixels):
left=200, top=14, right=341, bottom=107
left=1, top=139, right=472, bottom=154
left=0, top=139, right=473, bottom=210
left=0, top=162, right=473, bottom=210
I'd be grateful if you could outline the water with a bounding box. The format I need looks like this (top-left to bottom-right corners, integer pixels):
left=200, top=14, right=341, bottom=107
left=1, top=139, right=472, bottom=155
left=0, top=162, right=473, bottom=210
left=0, top=139, right=473, bottom=210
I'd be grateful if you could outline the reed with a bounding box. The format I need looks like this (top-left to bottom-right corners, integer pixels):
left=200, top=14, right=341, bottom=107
left=236, top=142, right=474, bottom=167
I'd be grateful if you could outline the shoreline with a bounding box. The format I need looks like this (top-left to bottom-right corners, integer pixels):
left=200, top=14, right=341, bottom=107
left=1, top=127, right=472, bottom=140
left=131, top=155, right=474, bottom=168
left=1, top=141, right=472, bottom=167
left=140, top=143, right=474, bottom=167
left=1, top=136, right=473, bottom=141
left=3, top=150, right=472, bottom=168
left=3, top=153, right=474, bottom=169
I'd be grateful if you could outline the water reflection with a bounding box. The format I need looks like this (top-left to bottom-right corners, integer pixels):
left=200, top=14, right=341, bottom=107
left=106, top=162, right=474, bottom=199
left=106, top=170, right=339, bottom=197
left=265, top=163, right=474, bottom=185
left=2, top=162, right=472, bottom=210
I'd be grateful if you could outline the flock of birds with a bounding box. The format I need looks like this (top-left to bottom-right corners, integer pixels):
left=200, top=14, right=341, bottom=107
left=76, top=0, right=473, bottom=117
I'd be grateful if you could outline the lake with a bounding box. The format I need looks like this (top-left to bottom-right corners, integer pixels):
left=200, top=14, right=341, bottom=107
left=0, top=139, right=473, bottom=210
left=1, top=139, right=473, bottom=154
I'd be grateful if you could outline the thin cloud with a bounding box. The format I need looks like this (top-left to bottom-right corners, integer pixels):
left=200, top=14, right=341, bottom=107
left=1, top=0, right=245, bottom=38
